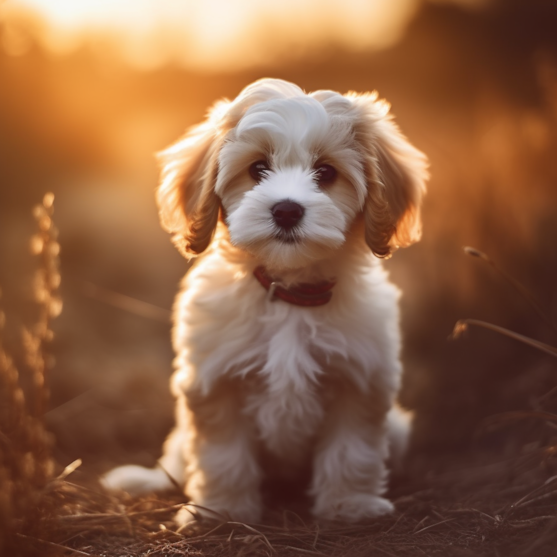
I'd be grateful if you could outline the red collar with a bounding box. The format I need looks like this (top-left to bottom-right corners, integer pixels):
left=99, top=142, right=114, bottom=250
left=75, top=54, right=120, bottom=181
left=253, top=266, right=336, bottom=307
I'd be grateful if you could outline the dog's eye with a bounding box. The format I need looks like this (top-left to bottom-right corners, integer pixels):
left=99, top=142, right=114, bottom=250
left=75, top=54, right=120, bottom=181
left=314, top=164, right=337, bottom=186
left=249, top=161, right=270, bottom=182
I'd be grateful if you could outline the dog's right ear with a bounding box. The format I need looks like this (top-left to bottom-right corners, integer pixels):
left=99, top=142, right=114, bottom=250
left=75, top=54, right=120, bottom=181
left=346, top=93, right=428, bottom=258
left=156, top=100, right=231, bottom=258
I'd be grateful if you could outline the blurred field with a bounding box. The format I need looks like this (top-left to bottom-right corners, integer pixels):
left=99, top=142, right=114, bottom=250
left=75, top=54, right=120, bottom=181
left=1, top=1, right=557, bottom=553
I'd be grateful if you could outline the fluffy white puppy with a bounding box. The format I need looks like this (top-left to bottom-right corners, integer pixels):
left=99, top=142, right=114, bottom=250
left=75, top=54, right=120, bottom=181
left=102, top=78, right=428, bottom=523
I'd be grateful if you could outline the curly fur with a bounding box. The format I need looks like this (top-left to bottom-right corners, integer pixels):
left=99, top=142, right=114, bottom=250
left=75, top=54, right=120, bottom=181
left=102, top=78, right=428, bottom=523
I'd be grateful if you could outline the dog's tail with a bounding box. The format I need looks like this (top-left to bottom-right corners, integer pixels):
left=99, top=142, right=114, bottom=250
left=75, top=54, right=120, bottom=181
left=101, top=464, right=177, bottom=495
left=101, top=427, right=187, bottom=495
left=386, top=404, right=413, bottom=470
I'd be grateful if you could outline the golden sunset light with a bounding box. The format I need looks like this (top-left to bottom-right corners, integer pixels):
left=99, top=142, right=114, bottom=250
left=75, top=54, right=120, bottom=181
left=2, top=0, right=421, bottom=69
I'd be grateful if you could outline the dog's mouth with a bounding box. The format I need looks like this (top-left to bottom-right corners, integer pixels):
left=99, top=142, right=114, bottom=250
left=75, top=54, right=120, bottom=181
left=274, top=229, right=302, bottom=244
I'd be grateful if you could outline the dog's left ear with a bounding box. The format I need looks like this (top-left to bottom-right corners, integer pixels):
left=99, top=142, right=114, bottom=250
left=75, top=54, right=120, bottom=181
left=156, top=101, right=232, bottom=258
left=348, top=93, right=428, bottom=258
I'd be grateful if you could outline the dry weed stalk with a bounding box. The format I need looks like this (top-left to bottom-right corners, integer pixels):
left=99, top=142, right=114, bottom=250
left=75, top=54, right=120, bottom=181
left=462, top=246, right=557, bottom=337
left=453, top=246, right=557, bottom=359
left=453, top=246, right=557, bottom=457
left=0, top=193, right=61, bottom=555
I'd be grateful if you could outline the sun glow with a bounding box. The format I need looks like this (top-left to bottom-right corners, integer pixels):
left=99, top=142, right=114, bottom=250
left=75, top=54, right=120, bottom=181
left=1, top=0, right=420, bottom=70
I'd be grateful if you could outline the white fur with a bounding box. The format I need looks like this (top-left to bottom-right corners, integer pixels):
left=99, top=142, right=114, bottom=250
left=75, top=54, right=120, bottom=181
left=101, top=78, right=428, bottom=523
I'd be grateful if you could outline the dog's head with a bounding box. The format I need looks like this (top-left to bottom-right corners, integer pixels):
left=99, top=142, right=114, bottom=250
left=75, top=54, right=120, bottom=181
left=157, top=79, right=428, bottom=269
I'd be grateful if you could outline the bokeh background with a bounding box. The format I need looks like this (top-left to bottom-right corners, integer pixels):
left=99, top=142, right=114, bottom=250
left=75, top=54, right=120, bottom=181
left=1, top=0, right=556, bottom=475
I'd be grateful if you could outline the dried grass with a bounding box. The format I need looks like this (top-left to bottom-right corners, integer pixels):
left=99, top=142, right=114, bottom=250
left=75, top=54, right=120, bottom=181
left=0, top=193, right=61, bottom=555
left=24, top=449, right=557, bottom=557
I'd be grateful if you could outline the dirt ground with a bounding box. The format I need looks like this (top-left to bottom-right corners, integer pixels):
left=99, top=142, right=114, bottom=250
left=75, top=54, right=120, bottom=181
left=15, top=437, right=557, bottom=557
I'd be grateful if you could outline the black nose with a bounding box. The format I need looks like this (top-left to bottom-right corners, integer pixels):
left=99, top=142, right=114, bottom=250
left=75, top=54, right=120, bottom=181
left=271, top=201, right=305, bottom=229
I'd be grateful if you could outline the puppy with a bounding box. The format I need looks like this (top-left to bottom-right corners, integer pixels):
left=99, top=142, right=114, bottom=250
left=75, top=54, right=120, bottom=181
left=102, top=78, right=428, bottom=523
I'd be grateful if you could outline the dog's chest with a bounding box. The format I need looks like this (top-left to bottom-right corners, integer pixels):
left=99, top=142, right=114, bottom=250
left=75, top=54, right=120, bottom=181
left=179, top=262, right=393, bottom=454
left=239, top=306, right=341, bottom=457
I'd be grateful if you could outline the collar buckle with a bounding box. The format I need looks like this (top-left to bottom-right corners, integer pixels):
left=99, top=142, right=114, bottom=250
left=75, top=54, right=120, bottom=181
left=253, top=266, right=336, bottom=307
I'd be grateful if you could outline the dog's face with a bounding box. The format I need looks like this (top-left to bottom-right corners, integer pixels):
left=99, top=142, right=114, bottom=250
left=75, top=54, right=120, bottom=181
left=156, top=79, right=428, bottom=269
left=217, top=95, right=367, bottom=269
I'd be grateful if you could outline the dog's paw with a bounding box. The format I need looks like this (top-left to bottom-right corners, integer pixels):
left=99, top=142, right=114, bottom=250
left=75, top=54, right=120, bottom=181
left=101, top=465, right=174, bottom=496
left=313, top=494, right=395, bottom=521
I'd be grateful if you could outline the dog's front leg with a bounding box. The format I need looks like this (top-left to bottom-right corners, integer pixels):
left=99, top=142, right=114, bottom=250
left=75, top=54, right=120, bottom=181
left=177, top=380, right=262, bottom=524
left=310, top=382, right=394, bottom=521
